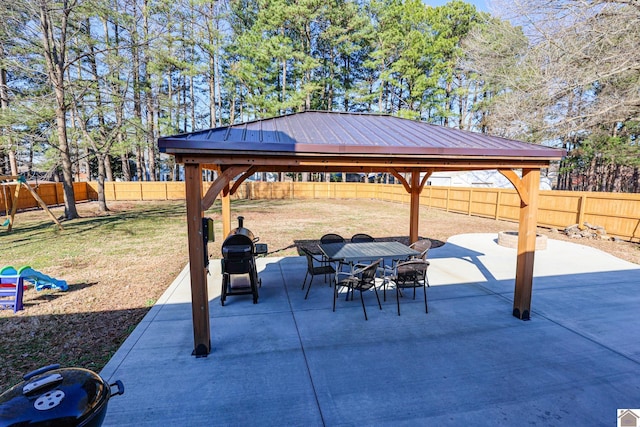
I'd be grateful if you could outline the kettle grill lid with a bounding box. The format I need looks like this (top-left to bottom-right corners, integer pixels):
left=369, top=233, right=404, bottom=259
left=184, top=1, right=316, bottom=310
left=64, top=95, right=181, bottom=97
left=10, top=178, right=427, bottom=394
left=0, top=365, right=110, bottom=426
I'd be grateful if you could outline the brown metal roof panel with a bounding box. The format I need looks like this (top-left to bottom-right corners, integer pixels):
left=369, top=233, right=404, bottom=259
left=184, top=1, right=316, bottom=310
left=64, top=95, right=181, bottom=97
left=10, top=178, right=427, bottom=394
left=320, top=118, right=353, bottom=145
left=158, top=111, right=565, bottom=158
left=160, top=137, right=561, bottom=159
left=337, top=116, right=389, bottom=146
left=315, top=113, right=359, bottom=145
left=362, top=116, right=405, bottom=146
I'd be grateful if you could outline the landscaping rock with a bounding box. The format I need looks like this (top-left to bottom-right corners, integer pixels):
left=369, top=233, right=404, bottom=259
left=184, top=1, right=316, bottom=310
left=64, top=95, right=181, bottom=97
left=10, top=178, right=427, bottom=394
left=562, top=222, right=609, bottom=240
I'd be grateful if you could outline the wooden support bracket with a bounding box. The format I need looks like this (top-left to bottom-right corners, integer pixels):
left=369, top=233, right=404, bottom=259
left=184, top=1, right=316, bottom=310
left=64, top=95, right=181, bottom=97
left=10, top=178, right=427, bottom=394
left=419, top=169, right=433, bottom=191
left=230, top=166, right=257, bottom=195
left=498, top=169, right=530, bottom=206
left=202, top=166, right=249, bottom=210
left=388, top=169, right=411, bottom=193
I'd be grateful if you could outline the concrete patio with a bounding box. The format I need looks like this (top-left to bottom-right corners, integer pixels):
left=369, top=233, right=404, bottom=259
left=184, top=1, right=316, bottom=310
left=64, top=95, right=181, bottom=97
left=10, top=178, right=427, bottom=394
left=100, top=233, right=640, bottom=426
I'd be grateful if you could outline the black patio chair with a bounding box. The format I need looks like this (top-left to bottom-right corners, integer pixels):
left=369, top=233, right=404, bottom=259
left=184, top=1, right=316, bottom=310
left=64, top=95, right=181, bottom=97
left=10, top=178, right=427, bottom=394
left=388, top=260, right=430, bottom=316
left=408, top=239, right=432, bottom=261
left=301, top=247, right=336, bottom=300
left=333, top=259, right=382, bottom=320
left=351, top=233, right=375, bottom=243
left=320, top=233, right=349, bottom=272
left=320, top=233, right=345, bottom=244
left=386, top=238, right=432, bottom=276
left=348, top=233, right=376, bottom=265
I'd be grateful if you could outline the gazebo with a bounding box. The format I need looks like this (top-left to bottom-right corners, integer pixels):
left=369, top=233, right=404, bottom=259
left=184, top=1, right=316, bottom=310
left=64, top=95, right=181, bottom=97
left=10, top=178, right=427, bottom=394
left=158, top=111, right=566, bottom=356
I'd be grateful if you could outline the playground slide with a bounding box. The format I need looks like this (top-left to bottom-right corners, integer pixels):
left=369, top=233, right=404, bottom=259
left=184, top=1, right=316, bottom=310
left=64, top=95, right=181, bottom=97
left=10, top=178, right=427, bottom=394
left=0, top=266, right=68, bottom=291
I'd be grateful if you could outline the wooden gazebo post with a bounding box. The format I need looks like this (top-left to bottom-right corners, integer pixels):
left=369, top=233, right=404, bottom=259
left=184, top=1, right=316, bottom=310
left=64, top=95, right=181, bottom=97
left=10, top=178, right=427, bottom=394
left=512, top=168, right=540, bottom=320
left=407, top=170, right=432, bottom=243
left=409, top=171, right=421, bottom=243
left=184, top=163, right=211, bottom=356
left=221, top=184, right=231, bottom=237
left=499, top=168, right=541, bottom=320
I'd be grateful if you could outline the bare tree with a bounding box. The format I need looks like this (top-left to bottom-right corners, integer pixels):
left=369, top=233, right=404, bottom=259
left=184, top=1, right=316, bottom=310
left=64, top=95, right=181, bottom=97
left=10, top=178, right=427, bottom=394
left=35, top=0, right=79, bottom=218
left=462, top=0, right=640, bottom=191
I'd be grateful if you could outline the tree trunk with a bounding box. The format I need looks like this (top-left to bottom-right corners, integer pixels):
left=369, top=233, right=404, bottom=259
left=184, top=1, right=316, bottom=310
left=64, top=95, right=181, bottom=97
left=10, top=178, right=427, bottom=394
left=54, top=100, right=78, bottom=218
left=0, top=62, right=18, bottom=176
left=39, top=1, right=77, bottom=219
left=143, top=0, right=156, bottom=181
left=282, top=50, right=287, bottom=111
left=96, top=153, right=108, bottom=212
left=105, top=155, right=113, bottom=182
left=209, top=55, right=216, bottom=127
left=135, top=146, right=144, bottom=181
left=444, top=80, right=452, bottom=127
left=131, top=1, right=144, bottom=180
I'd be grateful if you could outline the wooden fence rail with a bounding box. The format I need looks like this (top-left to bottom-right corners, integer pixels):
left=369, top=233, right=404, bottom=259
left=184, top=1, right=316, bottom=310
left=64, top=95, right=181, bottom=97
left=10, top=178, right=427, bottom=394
left=2, top=181, right=639, bottom=241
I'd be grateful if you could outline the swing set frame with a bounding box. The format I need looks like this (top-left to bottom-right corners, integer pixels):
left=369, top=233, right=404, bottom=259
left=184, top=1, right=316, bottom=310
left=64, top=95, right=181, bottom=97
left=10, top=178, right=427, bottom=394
left=1, top=175, right=63, bottom=232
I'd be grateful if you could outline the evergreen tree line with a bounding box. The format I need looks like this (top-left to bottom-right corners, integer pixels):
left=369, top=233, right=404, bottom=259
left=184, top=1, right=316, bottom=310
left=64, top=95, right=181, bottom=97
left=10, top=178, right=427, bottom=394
left=0, top=0, right=638, bottom=218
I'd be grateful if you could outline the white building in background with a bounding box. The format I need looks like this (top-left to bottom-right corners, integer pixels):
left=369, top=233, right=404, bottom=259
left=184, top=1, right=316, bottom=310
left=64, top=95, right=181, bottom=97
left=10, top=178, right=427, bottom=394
left=426, top=170, right=554, bottom=190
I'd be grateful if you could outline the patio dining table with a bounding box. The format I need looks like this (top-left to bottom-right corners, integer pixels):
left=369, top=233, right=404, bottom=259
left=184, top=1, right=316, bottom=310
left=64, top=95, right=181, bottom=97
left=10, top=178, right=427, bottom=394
left=318, top=241, right=420, bottom=265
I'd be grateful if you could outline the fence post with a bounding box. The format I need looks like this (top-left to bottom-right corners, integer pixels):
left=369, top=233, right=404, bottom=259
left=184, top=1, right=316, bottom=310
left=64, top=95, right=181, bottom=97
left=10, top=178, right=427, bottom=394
left=467, top=188, right=473, bottom=215
left=495, top=190, right=502, bottom=220
left=445, top=188, right=450, bottom=212
left=577, top=194, right=587, bottom=228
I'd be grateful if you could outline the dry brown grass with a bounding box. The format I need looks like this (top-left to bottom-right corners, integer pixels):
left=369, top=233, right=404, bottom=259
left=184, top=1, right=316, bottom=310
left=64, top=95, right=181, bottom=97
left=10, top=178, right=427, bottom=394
left=1, top=198, right=638, bottom=390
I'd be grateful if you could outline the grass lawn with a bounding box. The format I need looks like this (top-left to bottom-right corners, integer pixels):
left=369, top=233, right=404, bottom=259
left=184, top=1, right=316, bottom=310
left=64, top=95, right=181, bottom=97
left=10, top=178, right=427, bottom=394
left=1, top=198, right=638, bottom=390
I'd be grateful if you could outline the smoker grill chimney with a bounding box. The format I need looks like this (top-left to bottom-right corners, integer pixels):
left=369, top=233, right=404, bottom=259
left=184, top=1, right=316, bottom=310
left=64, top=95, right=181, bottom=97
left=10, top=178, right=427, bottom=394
left=237, top=216, right=244, bottom=228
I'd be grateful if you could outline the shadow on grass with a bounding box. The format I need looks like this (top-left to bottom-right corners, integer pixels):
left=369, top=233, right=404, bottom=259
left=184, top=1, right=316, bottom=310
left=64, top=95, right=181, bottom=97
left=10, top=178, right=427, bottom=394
left=4, top=202, right=187, bottom=250
left=0, top=306, right=150, bottom=391
left=21, top=282, right=99, bottom=308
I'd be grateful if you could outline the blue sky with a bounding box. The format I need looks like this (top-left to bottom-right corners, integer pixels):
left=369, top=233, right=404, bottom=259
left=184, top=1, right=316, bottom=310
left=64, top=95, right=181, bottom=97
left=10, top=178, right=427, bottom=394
left=423, top=0, right=490, bottom=13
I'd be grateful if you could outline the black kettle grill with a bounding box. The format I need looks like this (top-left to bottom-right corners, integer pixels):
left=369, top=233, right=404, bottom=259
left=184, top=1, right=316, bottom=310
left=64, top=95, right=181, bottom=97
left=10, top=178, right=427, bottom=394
left=220, top=216, right=267, bottom=306
left=0, top=364, right=124, bottom=427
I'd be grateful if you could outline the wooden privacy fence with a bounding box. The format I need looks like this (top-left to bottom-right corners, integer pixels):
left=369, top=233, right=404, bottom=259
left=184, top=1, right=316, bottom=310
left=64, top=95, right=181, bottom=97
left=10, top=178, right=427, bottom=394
left=0, top=181, right=88, bottom=213
left=2, top=181, right=639, bottom=241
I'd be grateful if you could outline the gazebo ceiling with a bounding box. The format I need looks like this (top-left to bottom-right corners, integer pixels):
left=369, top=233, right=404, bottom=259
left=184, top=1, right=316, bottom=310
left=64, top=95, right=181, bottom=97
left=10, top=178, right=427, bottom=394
left=158, top=111, right=565, bottom=171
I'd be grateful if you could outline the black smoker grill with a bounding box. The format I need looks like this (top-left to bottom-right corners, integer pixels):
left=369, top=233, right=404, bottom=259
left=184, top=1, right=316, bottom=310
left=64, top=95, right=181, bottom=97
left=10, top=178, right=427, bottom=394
left=220, top=216, right=267, bottom=305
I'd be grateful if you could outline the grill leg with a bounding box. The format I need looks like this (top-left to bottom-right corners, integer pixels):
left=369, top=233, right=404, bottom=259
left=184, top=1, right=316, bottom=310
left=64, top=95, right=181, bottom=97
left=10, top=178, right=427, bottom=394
left=221, top=274, right=228, bottom=306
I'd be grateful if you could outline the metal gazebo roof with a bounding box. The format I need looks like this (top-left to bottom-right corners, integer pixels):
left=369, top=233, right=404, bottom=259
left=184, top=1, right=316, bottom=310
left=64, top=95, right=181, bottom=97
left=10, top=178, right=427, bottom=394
left=159, top=110, right=562, bottom=161
left=158, top=111, right=566, bottom=357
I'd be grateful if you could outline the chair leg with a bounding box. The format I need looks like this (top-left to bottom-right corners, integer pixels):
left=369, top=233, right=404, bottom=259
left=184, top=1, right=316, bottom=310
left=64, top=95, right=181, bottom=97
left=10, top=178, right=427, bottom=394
left=396, top=287, right=401, bottom=316
left=333, top=282, right=338, bottom=312
left=373, top=285, right=382, bottom=310
left=304, top=275, right=315, bottom=300
left=423, top=285, right=428, bottom=314
left=359, top=289, right=368, bottom=321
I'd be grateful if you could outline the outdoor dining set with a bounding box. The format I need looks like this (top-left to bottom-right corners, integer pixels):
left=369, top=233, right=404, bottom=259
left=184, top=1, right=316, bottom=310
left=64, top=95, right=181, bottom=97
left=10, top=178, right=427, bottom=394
left=216, top=216, right=431, bottom=318
left=301, top=233, right=432, bottom=320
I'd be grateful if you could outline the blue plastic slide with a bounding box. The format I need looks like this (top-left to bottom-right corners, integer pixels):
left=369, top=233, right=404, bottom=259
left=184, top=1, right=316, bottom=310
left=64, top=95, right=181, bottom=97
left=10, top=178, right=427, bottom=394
left=0, top=266, right=68, bottom=292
